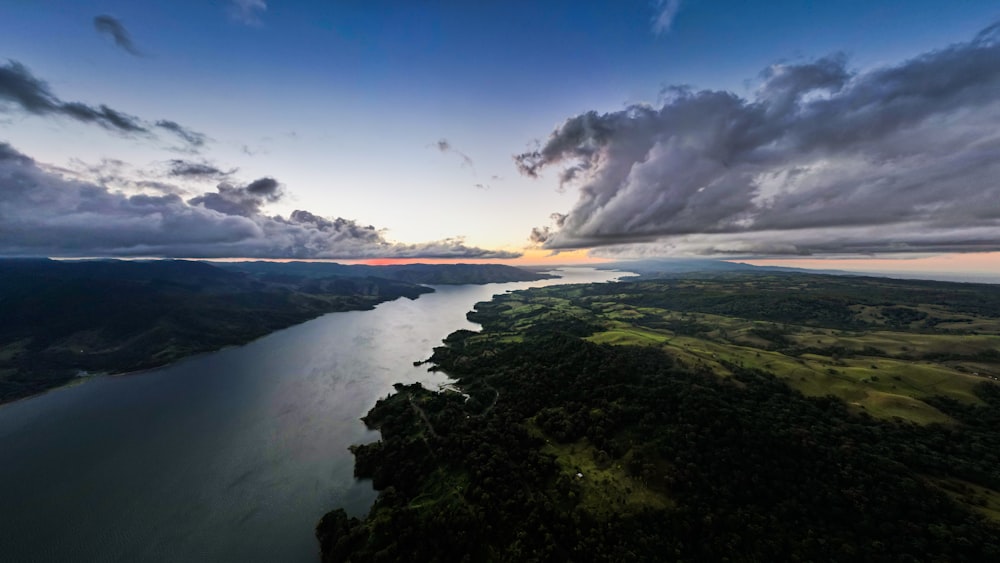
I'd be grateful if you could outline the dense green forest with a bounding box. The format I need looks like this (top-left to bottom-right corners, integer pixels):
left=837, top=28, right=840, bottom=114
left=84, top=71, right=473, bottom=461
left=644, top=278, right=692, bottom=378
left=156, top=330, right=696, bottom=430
left=319, top=273, right=1000, bottom=561
left=0, top=259, right=548, bottom=404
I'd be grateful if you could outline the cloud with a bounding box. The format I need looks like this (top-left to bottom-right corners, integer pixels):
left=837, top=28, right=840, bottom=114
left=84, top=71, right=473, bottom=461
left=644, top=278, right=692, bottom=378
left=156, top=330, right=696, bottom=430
left=166, top=159, right=234, bottom=180
left=188, top=177, right=282, bottom=217
left=435, top=138, right=504, bottom=187
left=652, top=0, right=682, bottom=35
left=0, top=60, right=206, bottom=149
left=529, top=226, right=551, bottom=244
left=517, top=25, right=1000, bottom=257
left=0, top=141, right=32, bottom=164
left=93, top=15, right=142, bottom=56
left=435, top=138, right=476, bottom=170
left=60, top=157, right=187, bottom=197
left=0, top=60, right=145, bottom=133
left=229, top=0, right=267, bottom=26
left=155, top=120, right=207, bottom=148
left=0, top=142, right=519, bottom=259
left=472, top=175, right=504, bottom=191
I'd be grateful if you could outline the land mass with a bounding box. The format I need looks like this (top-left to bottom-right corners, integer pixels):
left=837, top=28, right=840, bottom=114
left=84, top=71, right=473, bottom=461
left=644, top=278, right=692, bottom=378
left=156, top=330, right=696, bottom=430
left=319, top=272, right=1000, bottom=561
left=0, top=258, right=550, bottom=404
left=216, top=261, right=557, bottom=285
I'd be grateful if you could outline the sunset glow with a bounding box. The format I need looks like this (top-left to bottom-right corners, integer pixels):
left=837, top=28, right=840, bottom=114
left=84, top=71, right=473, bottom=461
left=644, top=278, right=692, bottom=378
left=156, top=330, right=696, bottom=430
left=2, top=1, right=998, bottom=276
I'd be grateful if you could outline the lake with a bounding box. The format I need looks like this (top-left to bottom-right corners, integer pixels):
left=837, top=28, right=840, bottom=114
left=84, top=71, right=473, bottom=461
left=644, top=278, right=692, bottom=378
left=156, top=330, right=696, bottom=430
left=0, top=267, right=628, bottom=563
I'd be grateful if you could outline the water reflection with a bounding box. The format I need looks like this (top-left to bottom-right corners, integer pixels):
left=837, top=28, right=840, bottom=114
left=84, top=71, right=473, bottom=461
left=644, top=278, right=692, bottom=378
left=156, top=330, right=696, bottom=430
left=0, top=268, right=628, bottom=562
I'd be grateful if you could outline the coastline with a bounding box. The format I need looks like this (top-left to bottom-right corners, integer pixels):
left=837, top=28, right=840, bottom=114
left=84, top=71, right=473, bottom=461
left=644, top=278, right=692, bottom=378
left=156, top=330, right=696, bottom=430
left=0, top=268, right=565, bottom=407
left=0, top=290, right=433, bottom=407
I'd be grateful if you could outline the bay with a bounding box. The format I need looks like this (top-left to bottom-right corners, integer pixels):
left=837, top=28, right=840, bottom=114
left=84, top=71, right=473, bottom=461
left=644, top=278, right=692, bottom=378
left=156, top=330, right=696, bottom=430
left=0, top=267, right=628, bottom=563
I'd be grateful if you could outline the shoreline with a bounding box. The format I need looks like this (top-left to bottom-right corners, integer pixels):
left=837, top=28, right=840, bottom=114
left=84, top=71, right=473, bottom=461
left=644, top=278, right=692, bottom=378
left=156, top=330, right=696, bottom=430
left=0, top=291, right=435, bottom=408
left=0, top=271, right=568, bottom=408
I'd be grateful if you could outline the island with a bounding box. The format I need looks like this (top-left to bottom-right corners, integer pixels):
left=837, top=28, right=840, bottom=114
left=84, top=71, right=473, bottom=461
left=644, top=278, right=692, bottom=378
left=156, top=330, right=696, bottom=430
left=0, top=258, right=552, bottom=404
left=318, top=272, right=1000, bottom=561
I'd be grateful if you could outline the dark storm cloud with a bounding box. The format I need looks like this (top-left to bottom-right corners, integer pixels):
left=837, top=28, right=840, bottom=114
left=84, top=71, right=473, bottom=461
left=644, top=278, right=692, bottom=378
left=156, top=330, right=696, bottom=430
left=0, top=143, right=520, bottom=260
left=93, top=15, right=142, bottom=56
left=518, top=25, right=1000, bottom=256
left=0, top=60, right=205, bottom=148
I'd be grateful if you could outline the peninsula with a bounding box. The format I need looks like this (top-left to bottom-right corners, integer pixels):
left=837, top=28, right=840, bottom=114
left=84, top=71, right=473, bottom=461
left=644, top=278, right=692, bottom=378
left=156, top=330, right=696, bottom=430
left=319, top=272, right=1000, bottom=561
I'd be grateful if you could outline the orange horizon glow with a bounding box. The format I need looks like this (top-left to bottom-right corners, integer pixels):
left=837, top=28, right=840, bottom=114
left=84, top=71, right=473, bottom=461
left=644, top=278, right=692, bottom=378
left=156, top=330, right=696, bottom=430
left=346, top=250, right=1000, bottom=275
left=83, top=249, right=999, bottom=276
left=742, top=252, right=1000, bottom=275
left=346, top=248, right=609, bottom=267
left=58, top=248, right=605, bottom=266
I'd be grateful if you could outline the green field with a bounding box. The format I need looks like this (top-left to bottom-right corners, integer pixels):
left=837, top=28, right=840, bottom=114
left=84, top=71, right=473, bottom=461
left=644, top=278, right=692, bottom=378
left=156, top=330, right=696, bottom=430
left=565, top=278, right=1000, bottom=425
left=538, top=437, right=673, bottom=517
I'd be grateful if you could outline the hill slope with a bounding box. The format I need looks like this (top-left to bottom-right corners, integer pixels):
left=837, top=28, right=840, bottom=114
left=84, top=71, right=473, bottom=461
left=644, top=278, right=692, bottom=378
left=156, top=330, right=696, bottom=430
left=0, top=259, right=431, bottom=403
left=318, top=272, right=1000, bottom=561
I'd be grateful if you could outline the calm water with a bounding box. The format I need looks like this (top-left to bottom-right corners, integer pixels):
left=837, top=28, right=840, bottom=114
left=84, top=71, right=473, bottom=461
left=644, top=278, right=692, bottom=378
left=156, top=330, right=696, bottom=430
left=0, top=268, right=627, bottom=563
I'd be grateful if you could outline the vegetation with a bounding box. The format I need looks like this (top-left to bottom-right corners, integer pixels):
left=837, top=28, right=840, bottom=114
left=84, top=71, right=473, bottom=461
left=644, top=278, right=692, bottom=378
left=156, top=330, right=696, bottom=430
left=319, top=272, right=1000, bottom=561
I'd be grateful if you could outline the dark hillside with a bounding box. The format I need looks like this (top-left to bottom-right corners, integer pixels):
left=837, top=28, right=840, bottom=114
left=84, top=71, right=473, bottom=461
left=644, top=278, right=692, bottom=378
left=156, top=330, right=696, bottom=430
left=0, top=259, right=430, bottom=403
left=218, top=261, right=554, bottom=285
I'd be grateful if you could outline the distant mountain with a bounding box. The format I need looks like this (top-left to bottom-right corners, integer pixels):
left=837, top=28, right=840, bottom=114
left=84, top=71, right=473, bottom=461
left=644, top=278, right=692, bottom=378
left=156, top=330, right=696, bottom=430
left=596, top=258, right=760, bottom=277
left=597, top=259, right=1000, bottom=285
left=0, top=257, right=245, bottom=286
left=216, top=261, right=554, bottom=285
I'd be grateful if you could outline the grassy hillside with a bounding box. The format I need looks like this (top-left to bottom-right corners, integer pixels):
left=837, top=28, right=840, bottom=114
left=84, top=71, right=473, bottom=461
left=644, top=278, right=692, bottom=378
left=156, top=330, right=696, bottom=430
left=318, top=272, right=1000, bottom=561
left=574, top=274, right=1000, bottom=425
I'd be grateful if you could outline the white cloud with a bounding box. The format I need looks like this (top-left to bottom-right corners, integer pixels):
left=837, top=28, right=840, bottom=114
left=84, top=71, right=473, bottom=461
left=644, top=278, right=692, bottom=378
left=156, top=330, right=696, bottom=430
left=652, top=0, right=682, bottom=35
left=229, top=0, right=267, bottom=26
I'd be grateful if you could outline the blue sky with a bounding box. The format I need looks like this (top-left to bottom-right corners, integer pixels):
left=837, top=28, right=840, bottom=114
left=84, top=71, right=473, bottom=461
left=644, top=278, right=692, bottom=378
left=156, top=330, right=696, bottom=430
left=2, top=1, right=999, bottom=266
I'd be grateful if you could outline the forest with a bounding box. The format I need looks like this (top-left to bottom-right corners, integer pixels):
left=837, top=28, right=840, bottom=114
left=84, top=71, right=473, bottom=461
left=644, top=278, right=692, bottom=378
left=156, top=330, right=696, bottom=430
left=319, top=272, right=1000, bottom=561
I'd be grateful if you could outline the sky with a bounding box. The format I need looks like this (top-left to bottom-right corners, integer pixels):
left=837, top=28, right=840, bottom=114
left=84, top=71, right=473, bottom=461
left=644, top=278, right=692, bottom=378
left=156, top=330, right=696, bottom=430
left=1, top=0, right=999, bottom=272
